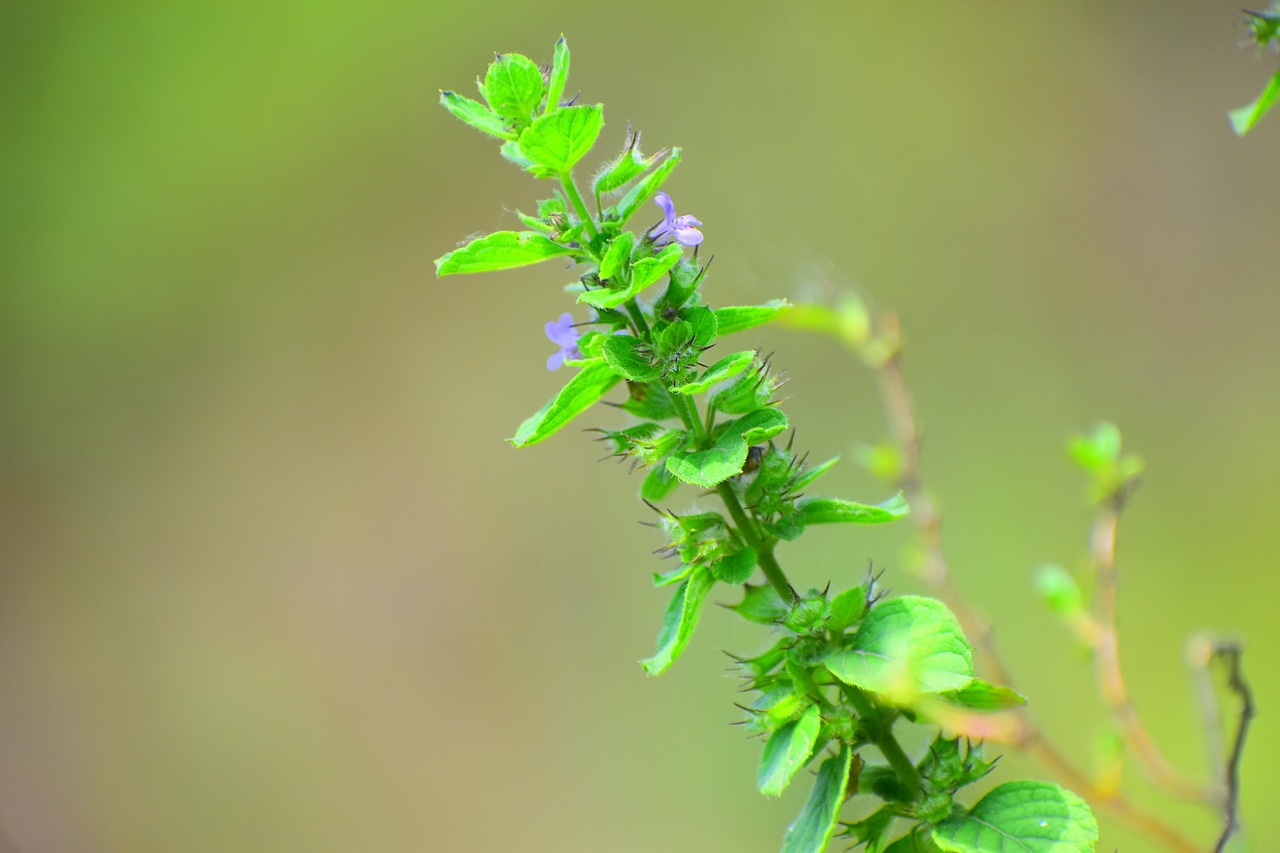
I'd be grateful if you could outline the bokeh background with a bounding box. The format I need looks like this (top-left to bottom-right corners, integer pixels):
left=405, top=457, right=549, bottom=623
left=2, top=2, right=1277, bottom=851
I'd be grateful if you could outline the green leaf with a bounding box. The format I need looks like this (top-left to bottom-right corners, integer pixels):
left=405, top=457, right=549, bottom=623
left=439, top=90, right=515, bottom=140
left=791, top=456, right=840, bottom=491
left=1230, top=67, right=1280, bottom=136
left=884, top=830, right=943, bottom=853
left=781, top=745, right=852, bottom=853
left=936, top=679, right=1026, bottom=712
left=594, top=130, right=665, bottom=195
left=578, top=243, right=682, bottom=309
left=641, top=462, right=680, bottom=502
left=672, top=350, right=756, bottom=395
left=727, top=583, right=788, bottom=624
left=611, top=146, right=682, bottom=225
left=602, top=334, right=660, bottom=382
left=729, top=407, right=789, bottom=444
left=483, top=53, right=544, bottom=122
left=1034, top=564, right=1084, bottom=618
left=825, top=596, right=974, bottom=700
left=666, top=431, right=749, bottom=488
left=640, top=567, right=715, bottom=676
left=435, top=231, right=576, bottom=276
left=666, top=408, right=790, bottom=488
left=712, top=546, right=757, bottom=585
left=758, top=705, right=822, bottom=797
left=519, top=104, right=604, bottom=173
left=713, top=300, right=793, bottom=336
left=598, top=231, right=636, bottom=281
left=931, top=781, right=1098, bottom=853
left=621, top=380, right=679, bottom=421
left=509, top=360, right=622, bottom=447
left=685, top=305, right=719, bottom=347
left=825, top=586, right=867, bottom=633
left=797, top=493, right=908, bottom=525
left=544, top=36, right=570, bottom=114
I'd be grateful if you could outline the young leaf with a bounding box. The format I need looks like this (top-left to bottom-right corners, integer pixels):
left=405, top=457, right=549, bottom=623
left=711, top=546, right=757, bottom=585
left=578, top=243, right=682, bottom=309
left=439, top=90, right=515, bottom=140
left=727, top=583, right=788, bottom=624
left=825, top=596, right=974, bottom=699
left=598, top=230, right=636, bottom=281
left=483, top=53, right=545, bottom=122
left=790, top=456, right=840, bottom=491
left=594, top=130, right=665, bottom=196
left=797, top=493, right=909, bottom=525
left=519, top=104, right=604, bottom=173
left=671, top=350, right=756, bottom=395
left=666, top=431, right=750, bottom=488
left=602, top=334, right=660, bottom=382
left=712, top=300, right=793, bottom=336
left=936, top=679, right=1027, bottom=712
left=611, top=146, right=682, bottom=226
left=1033, top=564, right=1084, bottom=618
left=641, top=462, right=680, bottom=502
left=640, top=567, right=715, bottom=676
left=931, top=781, right=1098, bottom=853
left=509, top=360, right=622, bottom=447
left=544, top=36, right=570, bottom=114
left=435, top=231, right=576, bottom=276
left=780, top=745, right=853, bottom=853
left=884, top=830, right=944, bottom=852
left=758, top=704, right=822, bottom=797
left=1230, top=67, right=1280, bottom=136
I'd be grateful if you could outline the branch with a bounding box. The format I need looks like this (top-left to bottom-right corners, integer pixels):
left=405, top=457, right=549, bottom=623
left=1211, top=642, right=1254, bottom=853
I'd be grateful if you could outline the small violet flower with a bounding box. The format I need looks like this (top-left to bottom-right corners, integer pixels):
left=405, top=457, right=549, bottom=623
left=544, top=312, right=583, bottom=371
left=648, top=191, right=703, bottom=248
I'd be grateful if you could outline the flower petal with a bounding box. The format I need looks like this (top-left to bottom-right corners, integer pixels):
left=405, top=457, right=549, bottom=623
left=546, top=350, right=565, bottom=371
left=673, top=226, right=703, bottom=247
left=653, top=191, right=676, bottom=223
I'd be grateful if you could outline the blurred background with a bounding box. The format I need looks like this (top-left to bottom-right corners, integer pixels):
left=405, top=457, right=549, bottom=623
left=2, top=1, right=1276, bottom=850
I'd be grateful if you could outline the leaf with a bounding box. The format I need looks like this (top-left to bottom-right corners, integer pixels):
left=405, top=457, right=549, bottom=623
left=544, top=36, right=570, bottom=114
left=641, top=462, right=680, bottom=502
left=578, top=243, right=682, bottom=309
left=665, top=431, right=749, bottom=488
left=685, top=305, right=718, bottom=347
left=727, top=583, right=788, bottom=624
left=712, top=300, right=793, bottom=336
left=1033, top=564, right=1083, bottom=618
left=791, top=456, right=840, bottom=491
left=825, top=596, right=974, bottom=700
left=664, top=408, right=789, bottom=488
left=780, top=745, right=852, bottom=853
left=712, top=546, right=757, bottom=585
left=884, top=830, right=943, bottom=852
left=439, top=90, right=514, bottom=140
left=435, top=231, right=576, bottom=276
left=483, top=53, right=544, bottom=121
left=931, top=781, right=1099, bottom=853
left=825, top=586, right=867, bottom=633
left=640, top=567, right=715, bottom=676
left=594, top=131, right=665, bottom=196
left=508, top=360, right=622, bottom=447
left=936, top=679, right=1026, bottom=712
left=797, top=493, right=908, bottom=525
left=729, top=407, right=789, bottom=445
left=672, top=350, right=756, bottom=395
left=1230, top=67, right=1280, bottom=136
left=602, top=334, right=660, bottom=382
left=598, top=231, right=636, bottom=281
left=519, top=104, right=604, bottom=173
left=758, top=704, right=822, bottom=796
left=611, top=146, right=682, bottom=226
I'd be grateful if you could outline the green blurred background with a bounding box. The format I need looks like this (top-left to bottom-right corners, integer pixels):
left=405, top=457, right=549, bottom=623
left=2, top=2, right=1276, bottom=850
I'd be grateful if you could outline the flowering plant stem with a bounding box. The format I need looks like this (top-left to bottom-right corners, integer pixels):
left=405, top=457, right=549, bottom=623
left=429, top=37, right=1154, bottom=853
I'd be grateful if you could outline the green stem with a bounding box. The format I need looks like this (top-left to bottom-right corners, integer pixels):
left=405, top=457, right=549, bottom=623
left=717, top=483, right=796, bottom=605
left=560, top=171, right=599, bottom=241
left=839, top=684, right=921, bottom=801
left=625, top=300, right=650, bottom=339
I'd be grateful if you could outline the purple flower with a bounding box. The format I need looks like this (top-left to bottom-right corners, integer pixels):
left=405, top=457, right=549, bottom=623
left=545, top=312, right=583, bottom=370
left=648, top=191, right=703, bottom=248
